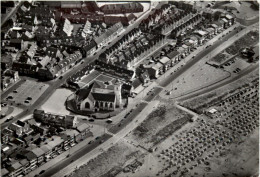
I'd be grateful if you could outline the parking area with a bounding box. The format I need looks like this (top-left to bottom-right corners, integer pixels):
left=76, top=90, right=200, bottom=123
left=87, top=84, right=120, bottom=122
left=4, top=80, right=49, bottom=106
left=223, top=57, right=251, bottom=74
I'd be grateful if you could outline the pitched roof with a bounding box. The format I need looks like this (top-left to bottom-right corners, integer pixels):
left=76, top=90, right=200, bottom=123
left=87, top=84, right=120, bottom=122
left=77, top=123, right=90, bottom=132
left=31, top=147, right=45, bottom=157
left=48, top=136, right=64, bottom=148
left=40, top=144, right=52, bottom=153
left=132, top=78, right=142, bottom=89
left=25, top=151, right=37, bottom=161
left=91, top=92, right=115, bottom=102
left=159, top=57, right=171, bottom=65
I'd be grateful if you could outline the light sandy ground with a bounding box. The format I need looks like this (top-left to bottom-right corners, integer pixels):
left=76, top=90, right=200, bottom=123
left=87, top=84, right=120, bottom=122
left=161, top=64, right=230, bottom=98
left=223, top=57, right=251, bottom=73
left=40, top=88, right=73, bottom=115
left=125, top=99, right=192, bottom=149
left=225, top=1, right=259, bottom=20
left=69, top=139, right=142, bottom=177
left=195, top=129, right=259, bottom=177
left=182, top=67, right=259, bottom=110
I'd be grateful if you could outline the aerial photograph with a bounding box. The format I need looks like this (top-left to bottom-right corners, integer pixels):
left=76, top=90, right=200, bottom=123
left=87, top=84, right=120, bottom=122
left=0, top=0, right=259, bottom=177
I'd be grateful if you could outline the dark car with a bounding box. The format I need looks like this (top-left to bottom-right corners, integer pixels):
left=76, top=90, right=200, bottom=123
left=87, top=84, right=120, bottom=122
left=39, top=170, right=45, bottom=174
left=106, top=119, right=112, bottom=124
left=5, top=116, right=14, bottom=122
left=1, top=102, right=7, bottom=107
left=89, top=119, right=95, bottom=122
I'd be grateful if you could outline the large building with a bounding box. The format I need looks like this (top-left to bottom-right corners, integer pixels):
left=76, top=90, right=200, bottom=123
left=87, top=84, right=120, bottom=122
left=100, top=2, right=143, bottom=14
left=75, top=80, right=123, bottom=112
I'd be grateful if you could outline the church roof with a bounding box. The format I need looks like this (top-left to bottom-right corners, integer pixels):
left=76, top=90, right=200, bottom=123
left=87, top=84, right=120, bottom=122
left=91, top=93, right=115, bottom=102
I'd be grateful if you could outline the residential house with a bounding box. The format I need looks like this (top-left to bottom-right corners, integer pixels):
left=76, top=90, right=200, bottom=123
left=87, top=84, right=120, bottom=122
left=147, top=62, right=164, bottom=78
left=9, top=123, right=23, bottom=137
left=100, top=2, right=143, bottom=14
left=159, top=57, right=171, bottom=71
left=61, top=129, right=80, bottom=146
left=83, top=40, right=97, bottom=57
left=31, top=148, right=45, bottom=165
left=12, top=138, right=26, bottom=148
left=132, top=78, right=143, bottom=94
left=1, top=168, right=9, bottom=177
left=76, top=123, right=91, bottom=140
left=25, top=152, right=37, bottom=171
left=7, top=161, right=23, bottom=177
left=122, top=83, right=133, bottom=97
left=166, top=50, right=180, bottom=65
left=19, top=159, right=30, bottom=175
left=40, top=144, right=52, bottom=162
left=94, top=22, right=123, bottom=48
left=16, top=120, right=32, bottom=134
left=47, top=136, right=64, bottom=156
left=1, top=128, right=14, bottom=144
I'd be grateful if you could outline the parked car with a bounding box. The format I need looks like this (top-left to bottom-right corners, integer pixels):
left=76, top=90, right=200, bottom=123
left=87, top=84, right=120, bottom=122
left=106, top=119, right=113, bottom=124
left=39, top=170, right=45, bottom=174
left=1, top=102, right=7, bottom=107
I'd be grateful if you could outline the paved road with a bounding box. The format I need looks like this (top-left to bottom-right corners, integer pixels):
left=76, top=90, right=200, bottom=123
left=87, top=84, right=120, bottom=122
left=109, top=102, right=148, bottom=134
left=38, top=134, right=112, bottom=177
left=144, top=87, right=163, bottom=102
left=1, top=1, right=22, bottom=26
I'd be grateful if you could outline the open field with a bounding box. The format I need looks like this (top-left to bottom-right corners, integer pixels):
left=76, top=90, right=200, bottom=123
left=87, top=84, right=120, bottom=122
left=225, top=1, right=259, bottom=20
left=4, top=80, right=49, bottom=106
left=69, top=139, right=142, bottom=177
left=181, top=69, right=259, bottom=114
left=40, top=88, right=73, bottom=115
left=160, top=64, right=230, bottom=99
left=126, top=100, right=192, bottom=149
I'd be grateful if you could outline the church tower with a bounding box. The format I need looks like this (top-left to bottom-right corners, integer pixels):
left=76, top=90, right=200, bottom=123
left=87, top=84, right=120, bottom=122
left=114, top=80, right=122, bottom=108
